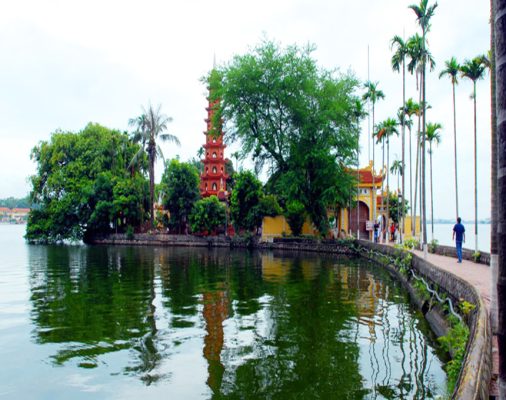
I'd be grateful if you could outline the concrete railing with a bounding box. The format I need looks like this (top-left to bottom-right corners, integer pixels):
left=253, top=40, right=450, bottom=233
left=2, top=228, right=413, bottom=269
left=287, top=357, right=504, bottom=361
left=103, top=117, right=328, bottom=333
left=432, top=244, right=490, bottom=266
left=358, top=240, right=492, bottom=400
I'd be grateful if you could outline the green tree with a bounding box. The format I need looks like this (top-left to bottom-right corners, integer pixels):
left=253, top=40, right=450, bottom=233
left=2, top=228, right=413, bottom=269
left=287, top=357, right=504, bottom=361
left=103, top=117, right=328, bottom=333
left=160, top=159, right=201, bottom=234
left=285, top=200, right=306, bottom=236
left=387, top=192, right=409, bottom=224
left=425, top=122, right=442, bottom=241
left=460, top=57, right=487, bottom=253
left=189, top=196, right=226, bottom=234
left=439, top=57, right=461, bottom=219
left=229, top=171, right=263, bottom=232
left=209, top=40, right=362, bottom=235
left=129, top=104, right=180, bottom=227
left=27, top=123, right=146, bottom=243
left=409, top=0, right=438, bottom=251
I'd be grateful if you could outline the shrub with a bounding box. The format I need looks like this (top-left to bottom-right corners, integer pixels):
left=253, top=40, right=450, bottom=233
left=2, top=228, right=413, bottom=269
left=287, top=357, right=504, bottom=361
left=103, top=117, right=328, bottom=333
left=429, top=239, right=438, bottom=253
left=189, top=196, right=226, bottom=234
left=126, top=225, right=135, bottom=240
left=402, top=237, right=420, bottom=250
left=285, top=201, right=305, bottom=236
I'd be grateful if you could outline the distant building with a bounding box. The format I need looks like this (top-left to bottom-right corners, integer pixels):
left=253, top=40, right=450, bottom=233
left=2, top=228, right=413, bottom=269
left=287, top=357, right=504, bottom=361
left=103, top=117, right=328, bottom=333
left=0, top=207, right=29, bottom=224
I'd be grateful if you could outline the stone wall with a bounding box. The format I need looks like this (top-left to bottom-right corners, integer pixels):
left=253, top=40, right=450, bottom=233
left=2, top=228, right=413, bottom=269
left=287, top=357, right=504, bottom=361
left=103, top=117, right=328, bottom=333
left=86, top=233, right=231, bottom=247
left=358, top=240, right=492, bottom=400
left=432, top=244, right=491, bottom=266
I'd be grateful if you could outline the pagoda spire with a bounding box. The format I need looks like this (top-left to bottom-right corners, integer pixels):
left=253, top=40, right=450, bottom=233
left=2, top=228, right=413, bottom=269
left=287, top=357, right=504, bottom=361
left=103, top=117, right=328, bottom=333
left=200, top=82, right=229, bottom=199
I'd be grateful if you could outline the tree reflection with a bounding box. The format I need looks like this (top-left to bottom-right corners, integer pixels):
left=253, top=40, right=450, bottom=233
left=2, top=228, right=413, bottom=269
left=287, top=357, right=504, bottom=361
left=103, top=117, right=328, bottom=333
left=27, top=246, right=446, bottom=397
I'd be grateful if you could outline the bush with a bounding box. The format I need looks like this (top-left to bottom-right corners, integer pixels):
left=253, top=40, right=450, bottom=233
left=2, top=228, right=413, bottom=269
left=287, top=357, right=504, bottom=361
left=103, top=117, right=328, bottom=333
left=126, top=225, right=135, bottom=240
left=285, top=201, right=305, bottom=236
left=402, top=237, right=420, bottom=250
left=429, top=239, right=438, bottom=253
left=189, top=196, right=226, bottom=234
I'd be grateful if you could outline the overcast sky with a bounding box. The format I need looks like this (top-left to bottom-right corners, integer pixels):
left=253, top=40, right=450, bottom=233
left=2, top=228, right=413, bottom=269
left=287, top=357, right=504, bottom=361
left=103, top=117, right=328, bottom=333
left=0, top=0, right=491, bottom=221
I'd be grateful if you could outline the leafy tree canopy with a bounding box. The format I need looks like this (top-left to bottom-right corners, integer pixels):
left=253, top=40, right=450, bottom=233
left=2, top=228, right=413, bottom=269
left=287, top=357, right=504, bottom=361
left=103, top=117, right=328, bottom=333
left=160, top=159, right=201, bottom=233
left=388, top=193, right=410, bottom=224
left=189, top=195, right=226, bottom=234
left=208, top=39, right=362, bottom=235
left=26, top=123, right=148, bottom=243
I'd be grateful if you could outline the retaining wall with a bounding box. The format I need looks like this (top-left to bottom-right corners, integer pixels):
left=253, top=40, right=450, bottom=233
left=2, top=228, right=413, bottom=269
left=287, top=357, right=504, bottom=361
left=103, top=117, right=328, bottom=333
left=432, top=244, right=491, bottom=266
left=358, top=240, right=492, bottom=400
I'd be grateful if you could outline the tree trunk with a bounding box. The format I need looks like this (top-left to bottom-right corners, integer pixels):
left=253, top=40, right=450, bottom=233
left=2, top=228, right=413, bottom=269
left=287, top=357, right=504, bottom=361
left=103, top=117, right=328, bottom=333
left=401, top=60, right=406, bottom=243
left=149, top=146, right=155, bottom=228
left=372, top=106, right=376, bottom=225
left=409, top=125, right=413, bottom=236
left=452, top=81, right=460, bottom=220
left=413, top=117, right=420, bottom=239
left=491, top=0, right=499, bottom=334
left=473, top=81, right=479, bottom=253
left=494, top=0, right=506, bottom=396
left=421, top=32, right=428, bottom=255
left=430, top=144, right=434, bottom=242
left=381, top=138, right=385, bottom=241
left=386, top=137, right=390, bottom=242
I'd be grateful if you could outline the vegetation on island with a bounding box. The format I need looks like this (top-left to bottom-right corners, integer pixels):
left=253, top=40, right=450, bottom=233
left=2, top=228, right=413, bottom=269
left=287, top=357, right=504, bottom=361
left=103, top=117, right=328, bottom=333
left=208, top=39, right=363, bottom=236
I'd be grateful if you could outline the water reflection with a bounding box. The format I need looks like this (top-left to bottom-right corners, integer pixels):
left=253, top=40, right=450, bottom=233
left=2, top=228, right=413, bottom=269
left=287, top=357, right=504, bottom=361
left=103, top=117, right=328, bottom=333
left=27, top=246, right=446, bottom=398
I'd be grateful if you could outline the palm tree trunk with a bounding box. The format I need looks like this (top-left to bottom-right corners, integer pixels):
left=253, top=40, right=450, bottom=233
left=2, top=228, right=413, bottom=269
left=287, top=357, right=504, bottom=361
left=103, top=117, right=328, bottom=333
left=413, top=123, right=420, bottom=239
left=401, top=60, right=406, bottom=243
left=148, top=146, right=155, bottom=227
left=386, top=138, right=390, bottom=241
left=381, top=139, right=385, bottom=241
left=495, top=1, right=506, bottom=396
left=430, top=144, right=434, bottom=241
left=409, top=126, right=413, bottom=235
left=473, top=81, right=478, bottom=253
left=452, top=81, right=459, bottom=219
left=491, top=0, right=499, bottom=334
left=372, top=106, right=376, bottom=226
left=421, top=37, right=428, bottom=255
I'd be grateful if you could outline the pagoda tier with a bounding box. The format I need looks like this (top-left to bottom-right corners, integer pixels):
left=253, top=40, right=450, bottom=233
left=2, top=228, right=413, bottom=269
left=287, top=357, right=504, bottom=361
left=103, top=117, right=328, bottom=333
left=200, top=93, right=228, bottom=199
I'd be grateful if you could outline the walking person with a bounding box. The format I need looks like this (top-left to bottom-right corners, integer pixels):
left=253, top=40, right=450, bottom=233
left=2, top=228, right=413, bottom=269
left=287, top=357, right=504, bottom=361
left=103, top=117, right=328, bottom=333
left=452, top=217, right=466, bottom=263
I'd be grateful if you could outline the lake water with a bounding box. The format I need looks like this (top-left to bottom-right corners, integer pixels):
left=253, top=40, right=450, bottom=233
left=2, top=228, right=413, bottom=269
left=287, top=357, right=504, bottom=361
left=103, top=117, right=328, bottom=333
left=0, top=225, right=447, bottom=399
left=428, top=223, right=491, bottom=252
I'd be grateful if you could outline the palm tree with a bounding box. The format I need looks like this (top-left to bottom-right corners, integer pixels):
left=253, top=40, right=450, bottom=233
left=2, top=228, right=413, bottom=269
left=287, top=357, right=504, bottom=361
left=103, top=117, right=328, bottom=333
left=363, top=81, right=385, bottom=224
left=409, top=0, right=438, bottom=254
left=425, top=122, right=442, bottom=241
left=460, top=57, right=486, bottom=253
left=129, top=104, right=180, bottom=227
left=439, top=57, right=461, bottom=220
left=391, top=35, right=409, bottom=242
left=197, top=146, right=205, bottom=160
left=403, top=99, right=418, bottom=235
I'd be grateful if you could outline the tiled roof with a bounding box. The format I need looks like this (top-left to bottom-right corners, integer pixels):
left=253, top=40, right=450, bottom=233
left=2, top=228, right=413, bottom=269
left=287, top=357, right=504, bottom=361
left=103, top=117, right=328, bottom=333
left=12, top=208, right=30, bottom=213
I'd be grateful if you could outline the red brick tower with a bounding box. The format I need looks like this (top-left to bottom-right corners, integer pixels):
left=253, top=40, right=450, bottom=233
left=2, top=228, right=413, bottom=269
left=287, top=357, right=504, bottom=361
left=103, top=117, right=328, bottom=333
left=200, top=90, right=229, bottom=199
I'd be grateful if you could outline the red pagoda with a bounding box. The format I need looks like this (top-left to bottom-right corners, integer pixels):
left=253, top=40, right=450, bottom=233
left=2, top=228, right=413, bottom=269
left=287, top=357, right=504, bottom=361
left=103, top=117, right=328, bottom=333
left=200, top=89, right=229, bottom=199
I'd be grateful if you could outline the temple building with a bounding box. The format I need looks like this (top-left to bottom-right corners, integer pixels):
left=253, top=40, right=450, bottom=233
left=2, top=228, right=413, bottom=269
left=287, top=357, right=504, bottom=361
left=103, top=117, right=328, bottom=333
left=200, top=88, right=229, bottom=200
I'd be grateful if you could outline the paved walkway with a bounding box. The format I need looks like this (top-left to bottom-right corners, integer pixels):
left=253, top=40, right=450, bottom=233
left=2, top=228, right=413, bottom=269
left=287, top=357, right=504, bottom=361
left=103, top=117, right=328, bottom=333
left=407, top=247, right=498, bottom=397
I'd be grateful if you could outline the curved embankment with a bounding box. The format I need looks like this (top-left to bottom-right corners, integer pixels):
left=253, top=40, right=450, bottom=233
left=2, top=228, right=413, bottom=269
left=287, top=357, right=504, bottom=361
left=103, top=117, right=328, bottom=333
left=357, top=240, right=492, bottom=400
left=86, top=233, right=491, bottom=399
